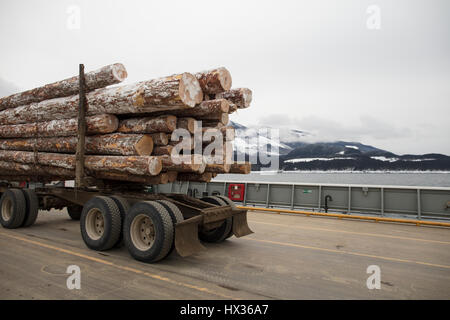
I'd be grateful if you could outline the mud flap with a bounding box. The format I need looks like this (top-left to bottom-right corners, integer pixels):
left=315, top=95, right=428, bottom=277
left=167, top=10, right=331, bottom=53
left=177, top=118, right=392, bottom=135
left=232, top=211, right=254, bottom=237
left=174, top=215, right=206, bottom=257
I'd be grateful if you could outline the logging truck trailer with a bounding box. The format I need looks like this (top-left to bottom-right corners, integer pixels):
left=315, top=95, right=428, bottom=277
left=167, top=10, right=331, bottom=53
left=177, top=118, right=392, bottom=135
left=0, top=181, right=253, bottom=263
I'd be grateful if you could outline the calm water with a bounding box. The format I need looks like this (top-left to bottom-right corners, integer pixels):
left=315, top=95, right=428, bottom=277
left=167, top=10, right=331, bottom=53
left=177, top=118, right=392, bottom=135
left=215, top=172, right=450, bottom=187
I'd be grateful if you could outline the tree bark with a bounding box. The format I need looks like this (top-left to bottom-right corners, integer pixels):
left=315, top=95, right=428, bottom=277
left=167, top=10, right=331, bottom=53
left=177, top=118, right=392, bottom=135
left=177, top=117, right=198, bottom=134
left=230, top=161, right=251, bottom=174
left=0, top=114, right=118, bottom=138
left=200, top=119, right=228, bottom=127
left=0, top=73, right=202, bottom=125
left=201, top=126, right=234, bottom=139
left=118, top=115, right=177, bottom=134
left=195, top=68, right=232, bottom=95
left=0, top=150, right=162, bottom=176
left=153, top=145, right=174, bottom=156
left=0, top=133, right=154, bottom=156
left=92, top=172, right=171, bottom=184
left=176, top=172, right=213, bottom=182
left=0, top=63, right=128, bottom=111
left=153, top=99, right=229, bottom=118
left=158, top=155, right=205, bottom=173
left=0, top=161, right=74, bottom=178
left=148, top=133, right=169, bottom=146
left=216, top=88, right=252, bottom=109
left=197, top=112, right=229, bottom=124
left=205, top=163, right=231, bottom=173
left=228, top=103, right=238, bottom=114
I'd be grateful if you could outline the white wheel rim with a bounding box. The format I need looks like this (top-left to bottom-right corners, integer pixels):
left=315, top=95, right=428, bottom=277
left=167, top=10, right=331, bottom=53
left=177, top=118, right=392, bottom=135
left=1, top=198, right=13, bottom=222
left=130, top=214, right=155, bottom=251
left=85, top=208, right=104, bottom=240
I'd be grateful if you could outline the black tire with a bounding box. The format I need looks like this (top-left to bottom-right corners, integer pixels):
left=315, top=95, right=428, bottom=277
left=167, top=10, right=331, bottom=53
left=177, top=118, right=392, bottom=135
left=215, top=195, right=236, bottom=239
left=199, top=196, right=233, bottom=243
left=156, top=200, right=184, bottom=258
left=67, top=204, right=83, bottom=220
left=21, top=189, right=39, bottom=227
left=124, top=201, right=174, bottom=263
left=109, top=195, right=130, bottom=247
left=80, top=196, right=122, bottom=251
left=0, top=189, right=26, bottom=229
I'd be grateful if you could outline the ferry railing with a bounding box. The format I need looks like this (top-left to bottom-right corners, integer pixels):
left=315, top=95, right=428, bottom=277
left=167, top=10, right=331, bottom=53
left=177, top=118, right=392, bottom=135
left=154, top=180, right=450, bottom=222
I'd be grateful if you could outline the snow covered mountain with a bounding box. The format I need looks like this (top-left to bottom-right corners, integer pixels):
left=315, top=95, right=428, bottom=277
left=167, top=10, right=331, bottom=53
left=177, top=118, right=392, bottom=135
left=229, top=121, right=450, bottom=171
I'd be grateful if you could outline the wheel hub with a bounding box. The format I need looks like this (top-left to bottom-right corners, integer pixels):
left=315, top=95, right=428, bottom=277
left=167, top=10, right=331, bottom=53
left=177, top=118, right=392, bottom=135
left=131, top=214, right=155, bottom=251
left=1, top=198, right=13, bottom=222
left=85, top=208, right=105, bottom=240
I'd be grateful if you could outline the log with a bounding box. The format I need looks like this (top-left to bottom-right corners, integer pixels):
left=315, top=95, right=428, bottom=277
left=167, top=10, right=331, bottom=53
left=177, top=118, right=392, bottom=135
left=158, top=155, right=205, bottom=173
left=166, top=171, right=178, bottom=183
left=0, top=73, right=202, bottom=125
left=204, top=153, right=231, bottom=173
left=0, top=114, right=118, bottom=138
left=230, top=161, right=251, bottom=174
left=177, top=117, right=198, bottom=134
left=195, top=68, right=232, bottom=95
left=200, top=119, right=228, bottom=127
left=176, top=172, right=213, bottom=182
left=197, top=112, right=229, bottom=124
left=0, top=150, right=162, bottom=176
left=148, top=133, right=169, bottom=146
left=228, top=103, right=238, bottom=114
left=0, top=164, right=168, bottom=185
left=216, top=88, right=252, bottom=109
left=202, top=126, right=235, bottom=140
left=0, top=63, right=127, bottom=111
left=0, top=133, right=154, bottom=156
left=117, top=115, right=177, bottom=134
left=169, top=139, right=195, bottom=150
left=153, top=145, right=174, bottom=156
left=205, top=163, right=231, bottom=173
left=92, top=172, right=171, bottom=185
left=153, top=99, right=229, bottom=118
left=0, top=161, right=74, bottom=178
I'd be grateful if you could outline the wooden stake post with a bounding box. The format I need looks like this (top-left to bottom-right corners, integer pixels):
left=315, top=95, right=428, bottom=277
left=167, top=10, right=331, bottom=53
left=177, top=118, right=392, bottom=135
left=75, top=64, right=87, bottom=188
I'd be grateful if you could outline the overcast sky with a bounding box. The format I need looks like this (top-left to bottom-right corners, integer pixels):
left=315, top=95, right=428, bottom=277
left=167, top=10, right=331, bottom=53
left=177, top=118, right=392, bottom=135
left=0, top=0, right=449, bottom=155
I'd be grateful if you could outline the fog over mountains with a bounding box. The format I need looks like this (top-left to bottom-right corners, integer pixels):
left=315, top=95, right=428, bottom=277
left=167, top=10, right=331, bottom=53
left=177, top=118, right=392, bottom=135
left=230, top=121, right=450, bottom=171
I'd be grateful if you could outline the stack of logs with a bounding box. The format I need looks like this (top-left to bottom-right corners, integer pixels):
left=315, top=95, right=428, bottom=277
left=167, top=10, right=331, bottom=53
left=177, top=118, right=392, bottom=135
left=0, top=63, right=252, bottom=185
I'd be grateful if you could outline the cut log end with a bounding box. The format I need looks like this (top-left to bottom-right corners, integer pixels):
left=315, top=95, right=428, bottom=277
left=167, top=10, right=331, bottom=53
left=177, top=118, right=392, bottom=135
left=148, top=156, right=163, bottom=176
left=179, top=73, right=203, bottom=107
left=195, top=67, right=232, bottom=95
left=111, top=63, right=128, bottom=82
left=217, top=67, right=232, bottom=93
left=134, top=135, right=154, bottom=156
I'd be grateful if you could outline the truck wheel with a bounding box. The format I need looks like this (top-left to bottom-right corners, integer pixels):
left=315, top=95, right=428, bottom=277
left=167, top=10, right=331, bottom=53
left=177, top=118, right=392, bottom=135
left=0, top=189, right=26, bottom=229
left=124, top=201, right=174, bottom=263
left=156, top=200, right=184, bottom=258
left=67, top=204, right=83, bottom=220
left=214, top=195, right=236, bottom=239
left=21, top=189, right=39, bottom=227
left=80, top=196, right=122, bottom=251
left=109, top=195, right=130, bottom=247
left=199, top=196, right=233, bottom=243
